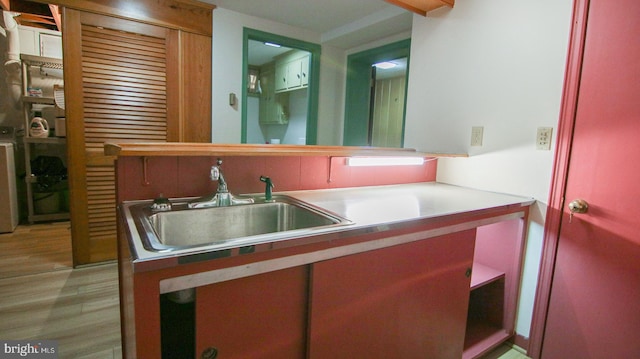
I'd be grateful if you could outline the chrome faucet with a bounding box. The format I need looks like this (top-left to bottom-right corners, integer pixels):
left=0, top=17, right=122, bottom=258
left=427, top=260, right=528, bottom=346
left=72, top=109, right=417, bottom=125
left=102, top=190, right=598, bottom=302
left=188, top=159, right=254, bottom=208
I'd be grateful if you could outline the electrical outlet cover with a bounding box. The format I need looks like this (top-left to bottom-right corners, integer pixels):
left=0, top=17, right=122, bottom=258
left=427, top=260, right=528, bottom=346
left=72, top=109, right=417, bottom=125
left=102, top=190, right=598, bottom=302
left=471, top=126, right=484, bottom=146
left=536, top=127, right=553, bottom=150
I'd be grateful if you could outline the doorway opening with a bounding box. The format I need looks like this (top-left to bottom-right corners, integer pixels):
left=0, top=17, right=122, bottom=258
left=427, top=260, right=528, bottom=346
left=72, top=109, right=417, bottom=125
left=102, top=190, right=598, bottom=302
left=369, top=57, right=408, bottom=147
left=242, top=28, right=321, bottom=145
left=343, top=39, right=410, bottom=147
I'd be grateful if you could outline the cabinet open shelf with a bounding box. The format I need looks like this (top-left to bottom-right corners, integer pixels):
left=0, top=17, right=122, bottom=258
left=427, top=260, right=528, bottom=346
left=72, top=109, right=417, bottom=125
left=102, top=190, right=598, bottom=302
left=24, top=137, right=66, bottom=145
left=463, top=326, right=510, bottom=359
left=29, top=212, right=70, bottom=223
left=19, top=54, right=63, bottom=69
left=470, top=262, right=505, bottom=289
left=464, top=262, right=508, bottom=359
left=21, top=96, right=56, bottom=105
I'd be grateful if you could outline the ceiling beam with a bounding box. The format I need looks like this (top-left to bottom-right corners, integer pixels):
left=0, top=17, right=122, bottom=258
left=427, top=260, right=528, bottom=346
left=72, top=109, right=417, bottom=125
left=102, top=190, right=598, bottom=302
left=384, top=0, right=454, bottom=17
left=49, top=4, right=61, bottom=30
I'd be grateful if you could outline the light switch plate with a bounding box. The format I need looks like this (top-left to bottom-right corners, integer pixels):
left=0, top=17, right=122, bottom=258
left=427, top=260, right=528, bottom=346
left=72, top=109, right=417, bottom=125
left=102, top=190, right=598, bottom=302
left=536, top=127, right=553, bottom=150
left=471, top=126, right=484, bottom=146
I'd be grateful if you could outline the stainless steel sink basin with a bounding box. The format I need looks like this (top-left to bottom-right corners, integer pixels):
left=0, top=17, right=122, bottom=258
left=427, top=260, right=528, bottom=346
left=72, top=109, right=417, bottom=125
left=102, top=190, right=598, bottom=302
left=126, top=195, right=352, bottom=252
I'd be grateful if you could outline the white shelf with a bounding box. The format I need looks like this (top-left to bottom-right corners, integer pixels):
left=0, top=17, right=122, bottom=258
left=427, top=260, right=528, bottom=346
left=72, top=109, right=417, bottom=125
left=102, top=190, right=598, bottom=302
left=28, top=212, right=70, bottom=223
left=20, top=54, right=63, bottom=69
left=470, top=262, right=505, bottom=290
left=24, top=137, right=66, bottom=145
left=22, top=96, right=56, bottom=105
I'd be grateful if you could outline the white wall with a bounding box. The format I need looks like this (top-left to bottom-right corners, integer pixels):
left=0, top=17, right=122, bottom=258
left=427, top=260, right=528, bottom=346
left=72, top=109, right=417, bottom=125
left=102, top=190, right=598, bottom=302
left=250, top=89, right=308, bottom=145
left=404, top=0, right=573, bottom=339
left=282, top=89, right=308, bottom=144
left=317, top=44, right=346, bottom=145
left=245, top=96, right=262, bottom=143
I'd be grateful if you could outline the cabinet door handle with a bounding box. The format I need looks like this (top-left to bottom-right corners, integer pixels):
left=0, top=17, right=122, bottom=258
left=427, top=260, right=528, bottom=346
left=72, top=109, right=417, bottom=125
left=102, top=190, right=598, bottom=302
left=201, top=347, right=218, bottom=359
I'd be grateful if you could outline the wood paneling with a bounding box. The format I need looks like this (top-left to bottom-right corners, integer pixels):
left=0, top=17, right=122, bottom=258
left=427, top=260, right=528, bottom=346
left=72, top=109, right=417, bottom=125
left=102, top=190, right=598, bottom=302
left=62, top=3, right=212, bottom=265
left=63, top=8, right=90, bottom=264
left=37, top=0, right=214, bottom=35
left=180, top=32, right=212, bottom=142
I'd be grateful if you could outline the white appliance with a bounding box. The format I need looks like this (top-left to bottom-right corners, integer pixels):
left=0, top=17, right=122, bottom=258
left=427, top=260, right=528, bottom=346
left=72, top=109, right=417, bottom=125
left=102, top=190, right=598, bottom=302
left=0, top=142, right=19, bottom=233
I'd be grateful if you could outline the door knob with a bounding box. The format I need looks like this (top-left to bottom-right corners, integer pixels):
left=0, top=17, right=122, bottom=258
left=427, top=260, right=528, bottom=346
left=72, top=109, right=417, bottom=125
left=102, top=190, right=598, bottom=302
left=568, top=198, right=588, bottom=223
left=568, top=199, right=589, bottom=214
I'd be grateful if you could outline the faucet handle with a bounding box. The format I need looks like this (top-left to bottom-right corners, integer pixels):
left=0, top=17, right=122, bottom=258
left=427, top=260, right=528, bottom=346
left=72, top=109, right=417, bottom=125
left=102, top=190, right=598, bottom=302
left=210, top=166, right=220, bottom=181
left=210, top=158, right=224, bottom=181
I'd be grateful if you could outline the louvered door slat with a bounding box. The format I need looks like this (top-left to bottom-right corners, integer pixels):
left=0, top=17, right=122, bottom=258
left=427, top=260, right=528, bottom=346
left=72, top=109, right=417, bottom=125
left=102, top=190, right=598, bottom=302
left=83, top=86, right=166, bottom=100
left=82, top=25, right=166, bottom=49
left=82, top=91, right=167, bottom=105
left=80, top=56, right=166, bottom=74
left=83, top=60, right=166, bottom=78
left=82, top=76, right=166, bottom=92
left=85, top=118, right=167, bottom=129
left=79, top=23, right=168, bottom=263
left=83, top=72, right=166, bottom=88
left=84, top=104, right=166, bottom=115
left=82, top=37, right=166, bottom=58
left=82, top=82, right=167, bottom=96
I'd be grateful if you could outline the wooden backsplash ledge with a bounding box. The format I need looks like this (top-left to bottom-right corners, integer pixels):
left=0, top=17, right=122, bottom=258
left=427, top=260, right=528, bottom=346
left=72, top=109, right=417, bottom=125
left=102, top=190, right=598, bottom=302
left=104, top=142, right=467, bottom=158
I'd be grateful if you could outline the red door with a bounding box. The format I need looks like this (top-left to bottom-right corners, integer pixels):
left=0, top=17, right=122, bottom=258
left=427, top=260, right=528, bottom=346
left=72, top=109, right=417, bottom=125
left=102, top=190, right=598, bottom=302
left=540, top=0, right=640, bottom=357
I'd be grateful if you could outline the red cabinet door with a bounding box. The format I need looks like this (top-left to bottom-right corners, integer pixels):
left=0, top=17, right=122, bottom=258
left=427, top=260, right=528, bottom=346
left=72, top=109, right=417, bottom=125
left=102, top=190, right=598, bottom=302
left=195, top=266, right=308, bottom=359
left=308, top=229, right=476, bottom=359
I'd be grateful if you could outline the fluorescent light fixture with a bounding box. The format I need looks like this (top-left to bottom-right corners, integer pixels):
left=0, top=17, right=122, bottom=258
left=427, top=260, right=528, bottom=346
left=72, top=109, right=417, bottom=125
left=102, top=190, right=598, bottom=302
left=347, top=157, right=424, bottom=167
left=373, top=61, right=397, bottom=69
left=264, top=42, right=281, bottom=48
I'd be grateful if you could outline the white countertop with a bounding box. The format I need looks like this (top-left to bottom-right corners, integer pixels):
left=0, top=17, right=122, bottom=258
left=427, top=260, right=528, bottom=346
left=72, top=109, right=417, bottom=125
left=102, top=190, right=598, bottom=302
left=283, top=182, right=534, bottom=228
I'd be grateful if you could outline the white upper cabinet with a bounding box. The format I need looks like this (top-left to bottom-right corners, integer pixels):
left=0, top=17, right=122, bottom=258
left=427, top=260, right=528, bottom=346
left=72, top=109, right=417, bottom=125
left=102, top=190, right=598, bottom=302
left=274, top=50, right=310, bottom=93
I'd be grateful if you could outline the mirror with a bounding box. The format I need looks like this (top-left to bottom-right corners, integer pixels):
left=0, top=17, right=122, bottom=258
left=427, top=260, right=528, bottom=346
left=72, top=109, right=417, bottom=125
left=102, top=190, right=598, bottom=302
left=210, top=5, right=413, bottom=146
left=246, top=40, right=311, bottom=145
left=242, top=28, right=321, bottom=145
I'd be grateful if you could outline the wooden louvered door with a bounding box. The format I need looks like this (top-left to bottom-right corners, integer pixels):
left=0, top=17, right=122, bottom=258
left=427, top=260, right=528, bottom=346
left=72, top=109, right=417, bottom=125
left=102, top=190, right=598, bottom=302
left=63, top=10, right=179, bottom=264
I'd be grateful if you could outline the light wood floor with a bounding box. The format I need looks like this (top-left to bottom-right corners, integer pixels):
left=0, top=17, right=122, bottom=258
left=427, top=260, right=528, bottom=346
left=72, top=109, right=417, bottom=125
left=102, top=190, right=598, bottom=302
left=485, top=344, right=531, bottom=359
left=0, top=262, right=122, bottom=358
left=0, top=221, right=72, bottom=279
left=0, top=222, right=529, bottom=359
